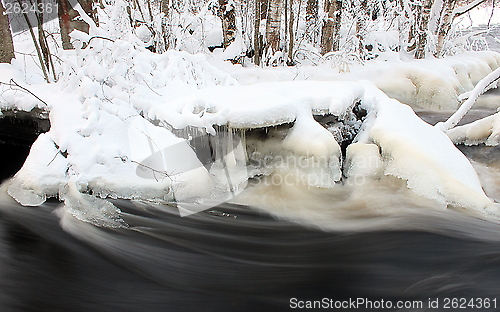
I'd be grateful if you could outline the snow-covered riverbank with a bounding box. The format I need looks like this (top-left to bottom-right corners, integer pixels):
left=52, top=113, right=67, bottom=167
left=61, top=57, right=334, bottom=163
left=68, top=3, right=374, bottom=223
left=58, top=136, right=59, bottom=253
left=2, top=33, right=500, bottom=223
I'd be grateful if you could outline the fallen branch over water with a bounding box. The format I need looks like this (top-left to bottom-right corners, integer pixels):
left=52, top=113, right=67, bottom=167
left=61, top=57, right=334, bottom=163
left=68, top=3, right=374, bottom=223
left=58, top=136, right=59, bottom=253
left=437, top=67, right=500, bottom=131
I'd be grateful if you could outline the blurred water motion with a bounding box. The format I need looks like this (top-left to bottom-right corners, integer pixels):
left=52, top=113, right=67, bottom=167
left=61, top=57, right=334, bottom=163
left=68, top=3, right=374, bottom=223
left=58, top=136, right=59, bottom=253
left=1, top=109, right=500, bottom=311
left=1, top=196, right=500, bottom=311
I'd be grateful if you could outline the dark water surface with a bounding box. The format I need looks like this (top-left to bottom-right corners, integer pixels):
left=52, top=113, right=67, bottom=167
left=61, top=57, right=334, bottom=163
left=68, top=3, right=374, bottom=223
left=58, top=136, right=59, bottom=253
left=1, top=197, right=500, bottom=311
left=1, top=110, right=500, bottom=311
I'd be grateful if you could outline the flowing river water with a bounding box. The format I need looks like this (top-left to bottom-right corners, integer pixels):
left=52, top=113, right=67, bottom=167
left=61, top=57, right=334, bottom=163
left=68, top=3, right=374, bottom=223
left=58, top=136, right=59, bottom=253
left=1, top=108, right=500, bottom=312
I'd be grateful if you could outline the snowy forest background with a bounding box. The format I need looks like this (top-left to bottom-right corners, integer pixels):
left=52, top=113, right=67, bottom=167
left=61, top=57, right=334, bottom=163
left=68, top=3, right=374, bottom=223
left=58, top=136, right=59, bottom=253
left=0, top=0, right=497, bottom=74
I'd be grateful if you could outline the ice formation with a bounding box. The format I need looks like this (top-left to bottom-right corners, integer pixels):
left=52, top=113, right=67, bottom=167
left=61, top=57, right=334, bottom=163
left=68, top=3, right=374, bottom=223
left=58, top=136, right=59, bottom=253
left=352, top=51, right=500, bottom=110
left=220, top=51, right=500, bottom=111
left=6, top=71, right=497, bottom=222
left=446, top=112, right=500, bottom=146
left=358, top=83, right=494, bottom=213
left=4, top=25, right=242, bottom=222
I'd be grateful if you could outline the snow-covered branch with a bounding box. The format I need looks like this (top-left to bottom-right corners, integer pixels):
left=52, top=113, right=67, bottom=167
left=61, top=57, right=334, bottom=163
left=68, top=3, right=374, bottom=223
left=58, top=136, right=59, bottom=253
left=67, top=0, right=100, bottom=34
left=453, top=0, right=488, bottom=17
left=436, top=66, right=500, bottom=131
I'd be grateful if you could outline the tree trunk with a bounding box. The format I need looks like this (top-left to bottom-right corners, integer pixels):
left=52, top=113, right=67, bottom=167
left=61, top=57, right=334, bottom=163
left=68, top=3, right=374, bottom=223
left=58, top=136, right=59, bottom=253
left=306, top=0, right=318, bottom=26
left=414, top=0, right=433, bottom=59
left=218, top=0, right=237, bottom=48
left=21, top=7, right=50, bottom=82
left=397, top=0, right=415, bottom=53
left=306, top=0, right=318, bottom=43
left=161, top=0, right=169, bottom=14
left=253, top=0, right=268, bottom=65
left=0, top=0, right=15, bottom=63
left=321, top=0, right=341, bottom=54
left=160, top=0, right=170, bottom=52
left=265, top=0, right=282, bottom=54
left=36, top=9, right=50, bottom=76
left=355, top=0, right=368, bottom=59
left=287, top=0, right=295, bottom=64
left=58, top=0, right=94, bottom=50
left=435, top=0, right=457, bottom=57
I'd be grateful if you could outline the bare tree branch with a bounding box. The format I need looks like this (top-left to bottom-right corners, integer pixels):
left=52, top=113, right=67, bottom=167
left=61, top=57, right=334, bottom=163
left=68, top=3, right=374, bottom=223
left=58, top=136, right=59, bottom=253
left=0, top=79, right=49, bottom=106
left=454, top=0, right=488, bottom=17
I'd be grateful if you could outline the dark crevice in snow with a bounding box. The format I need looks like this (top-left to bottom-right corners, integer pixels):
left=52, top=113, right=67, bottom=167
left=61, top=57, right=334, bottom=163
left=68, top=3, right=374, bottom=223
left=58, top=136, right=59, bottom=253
left=245, top=123, right=292, bottom=141
left=314, top=101, right=366, bottom=159
left=0, top=110, right=50, bottom=182
left=352, top=101, right=368, bottom=120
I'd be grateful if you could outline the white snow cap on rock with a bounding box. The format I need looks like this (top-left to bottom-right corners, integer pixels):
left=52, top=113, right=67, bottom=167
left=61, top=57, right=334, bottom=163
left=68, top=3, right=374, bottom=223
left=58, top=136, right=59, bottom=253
left=359, top=82, right=494, bottom=213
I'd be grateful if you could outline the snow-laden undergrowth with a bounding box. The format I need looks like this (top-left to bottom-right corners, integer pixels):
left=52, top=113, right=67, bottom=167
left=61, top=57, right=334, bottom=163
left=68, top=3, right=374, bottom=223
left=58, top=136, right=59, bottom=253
left=3, top=23, right=240, bottom=224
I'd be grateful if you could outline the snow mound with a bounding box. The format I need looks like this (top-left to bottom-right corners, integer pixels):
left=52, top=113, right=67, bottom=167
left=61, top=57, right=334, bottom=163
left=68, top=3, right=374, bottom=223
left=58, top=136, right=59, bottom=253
left=359, top=82, right=494, bottom=214
left=446, top=112, right=500, bottom=146
left=357, top=51, right=500, bottom=110
left=8, top=77, right=498, bottom=220
left=149, top=81, right=364, bottom=132
left=5, top=27, right=241, bottom=225
left=5, top=27, right=498, bottom=221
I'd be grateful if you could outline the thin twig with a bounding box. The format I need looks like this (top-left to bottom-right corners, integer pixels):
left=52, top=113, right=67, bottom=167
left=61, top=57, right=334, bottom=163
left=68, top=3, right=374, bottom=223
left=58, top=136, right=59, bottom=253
left=488, top=0, right=496, bottom=27
left=129, top=159, right=173, bottom=182
left=0, top=79, right=49, bottom=106
left=143, top=79, right=162, bottom=96
left=87, top=36, right=116, bottom=45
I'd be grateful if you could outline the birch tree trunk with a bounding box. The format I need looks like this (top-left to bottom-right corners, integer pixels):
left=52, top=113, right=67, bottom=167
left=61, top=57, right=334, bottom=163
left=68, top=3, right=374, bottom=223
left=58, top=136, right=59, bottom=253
left=160, top=0, right=170, bottom=52
left=161, top=0, right=169, bottom=14
left=414, top=0, right=433, bottom=59
left=306, top=0, right=318, bottom=25
left=435, top=0, right=456, bottom=57
left=253, top=0, right=268, bottom=65
left=265, top=0, right=282, bottom=55
left=355, top=0, right=368, bottom=59
left=306, top=0, right=318, bottom=43
left=396, top=0, right=413, bottom=53
left=321, top=0, right=341, bottom=54
left=287, top=0, right=295, bottom=64
left=218, top=0, right=237, bottom=48
left=0, top=0, right=15, bottom=63
left=58, top=0, right=94, bottom=50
